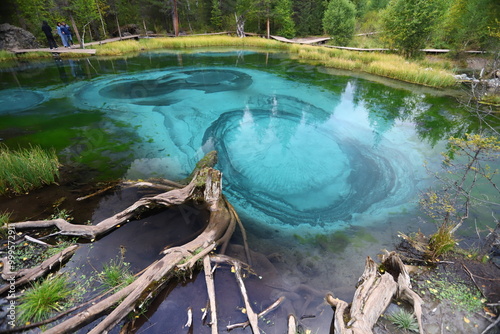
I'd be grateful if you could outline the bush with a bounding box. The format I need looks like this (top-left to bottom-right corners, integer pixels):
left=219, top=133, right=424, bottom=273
left=323, top=0, right=357, bottom=46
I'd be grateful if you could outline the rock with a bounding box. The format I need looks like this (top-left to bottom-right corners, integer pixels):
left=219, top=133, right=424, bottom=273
left=0, top=23, right=40, bottom=50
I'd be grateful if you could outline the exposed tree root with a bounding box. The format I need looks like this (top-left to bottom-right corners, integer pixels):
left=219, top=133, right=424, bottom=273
left=326, top=252, right=424, bottom=334
left=40, top=167, right=230, bottom=334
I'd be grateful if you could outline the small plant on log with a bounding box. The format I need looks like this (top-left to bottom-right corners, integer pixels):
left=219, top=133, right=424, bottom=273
left=386, top=309, right=419, bottom=332
left=98, top=258, right=135, bottom=291
left=17, top=275, right=73, bottom=325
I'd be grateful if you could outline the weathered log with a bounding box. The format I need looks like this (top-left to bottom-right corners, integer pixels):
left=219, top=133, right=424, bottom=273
left=326, top=252, right=424, bottom=334
left=6, top=168, right=211, bottom=239
left=0, top=245, right=78, bottom=295
left=42, top=167, right=232, bottom=334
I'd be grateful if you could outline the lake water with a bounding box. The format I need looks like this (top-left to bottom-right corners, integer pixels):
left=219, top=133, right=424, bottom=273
left=0, top=50, right=494, bottom=333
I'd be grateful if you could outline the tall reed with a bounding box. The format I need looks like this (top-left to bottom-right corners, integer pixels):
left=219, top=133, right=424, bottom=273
left=0, top=144, right=60, bottom=195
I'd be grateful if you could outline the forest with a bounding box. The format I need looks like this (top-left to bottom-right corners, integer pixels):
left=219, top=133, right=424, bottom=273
left=1, top=0, right=499, bottom=58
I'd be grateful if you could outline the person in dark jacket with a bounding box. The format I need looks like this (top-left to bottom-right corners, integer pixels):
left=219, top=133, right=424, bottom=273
left=62, top=22, right=73, bottom=45
left=41, top=21, right=58, bottom=49
left=57, top=22, right=70, bottom=48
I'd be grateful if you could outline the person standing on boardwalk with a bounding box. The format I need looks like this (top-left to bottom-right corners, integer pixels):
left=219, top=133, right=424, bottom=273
left=41, top=21, right=58, bottom=49
left=57, top=22, right=70, bottom=47
left=62, top=22, right=73, bottom=45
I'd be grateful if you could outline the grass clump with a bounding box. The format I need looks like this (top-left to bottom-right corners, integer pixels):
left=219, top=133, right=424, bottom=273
left=386, top=309, right=419, bottom=332
left=17, top=275, right=73, bottom=324
left=0, top=211, right=11, bottom=238
left=98, top=258, right=135, bottom=291
left=0, top=144, right=60, bottom=195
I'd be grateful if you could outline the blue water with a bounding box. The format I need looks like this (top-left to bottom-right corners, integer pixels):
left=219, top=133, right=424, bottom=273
left=55, top=63, right=445, bottom=235
left=0, top=51, right=492, bottom=333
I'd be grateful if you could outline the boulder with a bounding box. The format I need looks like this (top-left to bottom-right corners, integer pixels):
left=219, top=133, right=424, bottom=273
left=0, top=23, right=40, bottom=50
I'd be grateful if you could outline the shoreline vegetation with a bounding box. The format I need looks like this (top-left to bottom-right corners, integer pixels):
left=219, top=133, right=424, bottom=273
left=0, top=35, right=459, bottom=88
left=0, top=144, right=60, bottom=196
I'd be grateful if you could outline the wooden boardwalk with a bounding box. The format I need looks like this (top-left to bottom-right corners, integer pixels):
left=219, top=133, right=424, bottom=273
left=10, top=32, right=486, bottom=56
left=11, top=34, right=140, bottom=55
left=12, top=47, right=97, bottom=55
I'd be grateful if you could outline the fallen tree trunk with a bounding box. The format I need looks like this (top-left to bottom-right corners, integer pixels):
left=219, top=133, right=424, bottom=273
left=36, top=167, right=233, bottom=334
left=326, top=252, right=424, bottom=334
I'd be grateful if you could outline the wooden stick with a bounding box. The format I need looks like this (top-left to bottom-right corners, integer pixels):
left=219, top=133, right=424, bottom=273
left=24, top=235, right=50, bottom=246
left=203, top=255, right=218, bottom=334
left=233, top=261, right=260, bottom=333
left=226, top=296, right=285, bottom=331
left=184, top=307, right=193, bottom=328
left=287, top=314, right=297, bottom=334
left=462, top=264, right=488, bottom=298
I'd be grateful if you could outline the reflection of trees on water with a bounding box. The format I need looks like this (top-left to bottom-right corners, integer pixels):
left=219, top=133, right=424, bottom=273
left=351, top=79, right=483, bottom=147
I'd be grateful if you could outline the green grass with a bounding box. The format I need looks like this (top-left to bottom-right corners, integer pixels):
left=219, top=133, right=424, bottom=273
left=6, top=34, right=457, bottom=88
left=0, top=144, right=60, bottom=195
left=98, top=258, right=135, bottom=291
left=0, top=211, right=11, bottom=238
left=0, top=50, right=15, bottom=62
left=17, top=275, right=73, bottom=325
left=291, top=45, right=457, bottom=87
left=386, top=309, right=419, bottom=332
left=95, top=35, right=289, bottom=56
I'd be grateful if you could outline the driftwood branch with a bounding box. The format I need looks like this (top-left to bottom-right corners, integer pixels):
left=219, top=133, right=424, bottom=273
left=226, top=296, right=285, bottom=331
left=0, top=245, right=78, bottom=295
left=5, top=153, right=220, bottom=240
left=326, top=252, right=424, bottom=334
left=203, top=255, right=219, bottom=334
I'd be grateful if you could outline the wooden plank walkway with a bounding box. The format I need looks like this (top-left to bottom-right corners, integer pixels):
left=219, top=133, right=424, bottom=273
left=10, top=32, right=486, bottom=56
left=11, top=34, right=140, bottom=55
left=12, top=47, right=96, bottom=55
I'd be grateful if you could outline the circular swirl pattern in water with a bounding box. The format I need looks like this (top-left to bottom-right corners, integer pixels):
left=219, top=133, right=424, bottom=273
left=203, top=96, right=413, bottom=227
left=71, top=66, right=421, bottom=229
left=98, top=69, right=252, bottom=104
left=0, top=89, right=45, bottom=114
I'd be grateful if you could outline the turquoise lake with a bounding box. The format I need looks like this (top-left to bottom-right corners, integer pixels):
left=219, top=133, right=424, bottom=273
left=0, top=50, right=496, bottom=333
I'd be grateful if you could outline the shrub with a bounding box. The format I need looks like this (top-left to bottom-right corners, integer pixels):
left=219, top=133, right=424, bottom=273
left=323, top=0, right=357, bottom=46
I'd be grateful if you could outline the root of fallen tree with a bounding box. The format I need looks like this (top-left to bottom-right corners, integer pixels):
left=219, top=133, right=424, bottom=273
left=1, top=151, right=426, bottom=334
left=327, top=251, right=424, bottom=334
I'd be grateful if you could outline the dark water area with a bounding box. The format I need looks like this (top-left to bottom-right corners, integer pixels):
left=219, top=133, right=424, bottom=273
left=1, top=50, right=500, bottom=333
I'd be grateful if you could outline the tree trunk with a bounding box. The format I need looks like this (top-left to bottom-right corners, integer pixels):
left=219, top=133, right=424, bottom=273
left=96, top=2, right=107, bottom=38
left=116, top=14, right=122, bottom=39
left=235, top=14, right=245, bottom=37
left=173, top=0, right=179, bottom=36
left=69, top=14, right=82, bottom=48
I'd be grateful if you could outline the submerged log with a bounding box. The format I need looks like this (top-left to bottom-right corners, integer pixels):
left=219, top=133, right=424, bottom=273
left=326, top=252, right=424, bottom=334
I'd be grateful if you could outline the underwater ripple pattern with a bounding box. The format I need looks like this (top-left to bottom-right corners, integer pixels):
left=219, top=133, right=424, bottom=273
left=72, top=67, right=418, bottom=228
